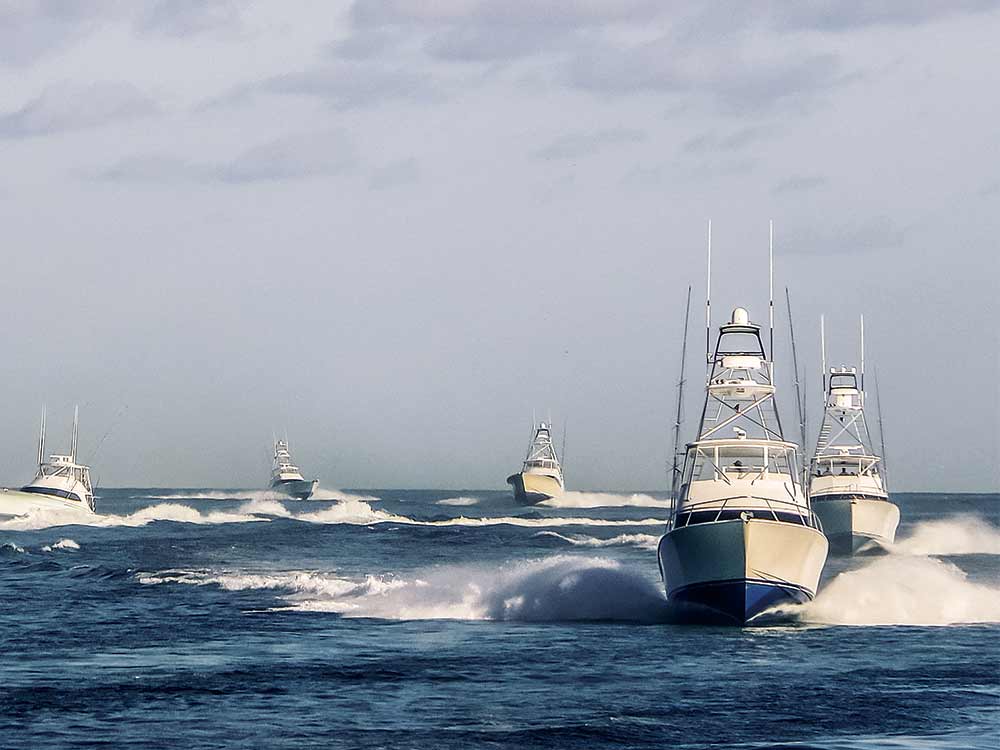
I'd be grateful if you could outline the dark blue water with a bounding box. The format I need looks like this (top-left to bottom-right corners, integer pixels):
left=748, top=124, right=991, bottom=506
left=1, top=490, right=997, bottom=749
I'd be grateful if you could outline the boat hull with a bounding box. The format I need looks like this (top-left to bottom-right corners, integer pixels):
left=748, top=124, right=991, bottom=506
left=506, top=472, right=563, bottom=505
left=812, top=495, right=900, bottom=555
left=0, top=488, right=95, bottom=516
left=658, top=517, right=828, bottom=625
left=270, top=479, right=319, bottom=500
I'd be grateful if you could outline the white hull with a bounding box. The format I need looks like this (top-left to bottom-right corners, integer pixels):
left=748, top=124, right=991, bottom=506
left=506, top=472, right=563, bottom=505
left=0, top=488, right=95, bottom=516
left=812, top=496, right=900, bottom=554
left=658, top=517, right=829, bottom=624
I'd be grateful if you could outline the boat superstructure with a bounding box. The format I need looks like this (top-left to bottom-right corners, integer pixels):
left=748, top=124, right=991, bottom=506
left=809, top=317, right=898, bottom=554
left=507, top=420, right=564, bottom=505
left=0, top=406, right=96, bottom=515
left=269, top=439, right=318, bottom=500
left=657, top=223, right=828, bottom=625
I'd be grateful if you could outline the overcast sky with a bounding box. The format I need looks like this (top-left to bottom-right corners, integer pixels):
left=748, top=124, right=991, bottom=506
left=0, top=1, right=997, bottom=491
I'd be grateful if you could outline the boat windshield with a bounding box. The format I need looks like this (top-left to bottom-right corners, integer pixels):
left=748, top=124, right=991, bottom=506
left=684, top=443, right=799, bottom=484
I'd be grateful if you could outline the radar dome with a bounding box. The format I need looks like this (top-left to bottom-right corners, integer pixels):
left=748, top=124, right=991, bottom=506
left=731, top=307, right=750, bottom=326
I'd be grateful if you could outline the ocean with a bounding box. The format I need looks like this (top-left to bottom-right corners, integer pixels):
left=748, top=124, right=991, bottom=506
left=0, top=490, right=997, bottom=749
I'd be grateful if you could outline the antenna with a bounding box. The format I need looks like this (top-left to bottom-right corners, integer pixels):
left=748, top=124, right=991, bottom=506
left=37, top=405, right=46, bottom=468
left=769, top=220, right=774, bottom=359
left=873, top=365, right=888, bottom=485
left=785, top=288, right=809, bottom=490
left=560, top=420, right=567, bottom=478
left=671, top=286, right=693, bottom=504
left=705, top=219, right=712, bottom=371
left=859, top=313, right=866, bottom=401
left=71, top=405, right=79, bottom=463
left=820, top=314, right=827, bottom=395
left=784, top=288, right=806, bottom=450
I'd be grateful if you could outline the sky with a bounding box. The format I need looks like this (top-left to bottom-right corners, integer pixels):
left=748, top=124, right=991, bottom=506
left=0, top=1, right=997, bottom=491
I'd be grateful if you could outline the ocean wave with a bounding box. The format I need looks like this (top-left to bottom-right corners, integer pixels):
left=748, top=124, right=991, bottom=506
left=541, top=492, right=670, bottom=509
left=434, top=497, right=480, bottom=506
left=140, top=555, right=671, bottom=623
left=892, top=515, right=1000, bottom=556
left=787, top=555, right=1000, bottom=626
left=0, top=503, right=271, bottom=531
left=534, top=531, right=661, bottom=551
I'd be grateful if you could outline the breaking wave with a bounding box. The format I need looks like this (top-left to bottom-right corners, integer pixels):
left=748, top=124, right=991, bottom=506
left=140, top=555, right=671, bottom=623
left=42, top=538, right=80, bottom=552
left=892, top=516, right=1000, bottom=556
left=787, top=555, right=1000, bottom=626
left=535, top=531, right=660, bottom=551
left=542, top=492, right=670, bottom=509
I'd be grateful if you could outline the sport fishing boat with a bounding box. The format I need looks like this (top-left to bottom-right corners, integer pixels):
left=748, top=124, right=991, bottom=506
left=809, top=318, right=898, bottom=554
left=269, top=439, right=318, bottom=499
left=0, top=407, right=96, bottom=515
left=657, top=224, right=828, bottom=625
left=506, top=421, right=564, bottom=505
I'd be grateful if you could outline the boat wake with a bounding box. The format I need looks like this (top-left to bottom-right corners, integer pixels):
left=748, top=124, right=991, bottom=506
left=542, top=492, right=669, bottom=509
left=775, top=555, right=1000, bottom=626
left=140, top=555, right=672, bottom=623
left=534, top=531, right=660, bottom=550
left=891, top=515, right=1000, bottom=556
left=144, top=488, right=379, bottom=503
left=0, top=496, right=668, bottom=531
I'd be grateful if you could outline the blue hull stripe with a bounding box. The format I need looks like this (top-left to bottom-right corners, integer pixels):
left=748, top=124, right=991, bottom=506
left=669, top=578, right=812, bottom=625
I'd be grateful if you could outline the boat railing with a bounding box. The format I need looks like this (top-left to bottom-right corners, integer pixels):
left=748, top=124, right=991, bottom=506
left=670, top=493, right=822, bottom=530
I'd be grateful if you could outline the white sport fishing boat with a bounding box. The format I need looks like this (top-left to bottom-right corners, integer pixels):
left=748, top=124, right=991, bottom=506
left=658, top=223, right=828, bottom=625
left=269, top=439, right=318, bottom=500
left=809, top=317, right=898, bottom=554
left=507, top=421, right=564, bottom=505
left=0, top=407, right=96, bottom=515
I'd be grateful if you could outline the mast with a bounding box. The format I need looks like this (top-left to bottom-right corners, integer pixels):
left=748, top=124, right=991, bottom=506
left=820, top=315, right=827, bottom=395
left=71, top=405, right=79, bottom=463
left=859, top=314, right=865, bottom=404
left=705, top=219, right=712, bottom=374
left=874, top=365, right=888, bottom=485
left=560, top=421, right=567, bottom=477
left=37, top=405, right=46, bottom=468
left=769, top=220, right=774, bottom=360
left=671, top=285, right=693, bottom=502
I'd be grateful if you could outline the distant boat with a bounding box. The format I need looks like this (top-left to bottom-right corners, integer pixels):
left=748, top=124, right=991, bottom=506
left=0, top=406, right=96, bottom=515
left=809, top=317, right=899, bottom=554
left=506, top=421, right=564, bottom=505
left=269, top=439, right=318, bottom=500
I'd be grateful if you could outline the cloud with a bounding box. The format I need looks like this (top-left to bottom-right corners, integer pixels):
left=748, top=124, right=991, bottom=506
left=224, top=63, right=436, bottom=110
left=98, top=130, right=356, bottom=184
left=134, top=0, right=243, bottom=38
left=782, top=217, right=905, bottom=255
left=0, top=2, right=119, bottom=66
left=681, top=126, right=770, bottom=154
left=369, top=158, right=420, bottom=189
left=772, top=175, right=829, bottom=194
left=771, top=0, right=1000, bottom=32
left=534, top=128, right=646, bottom=160
left=0, top=82, right=157, bottom=138
left=570, top=39, right=844, bottom=113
